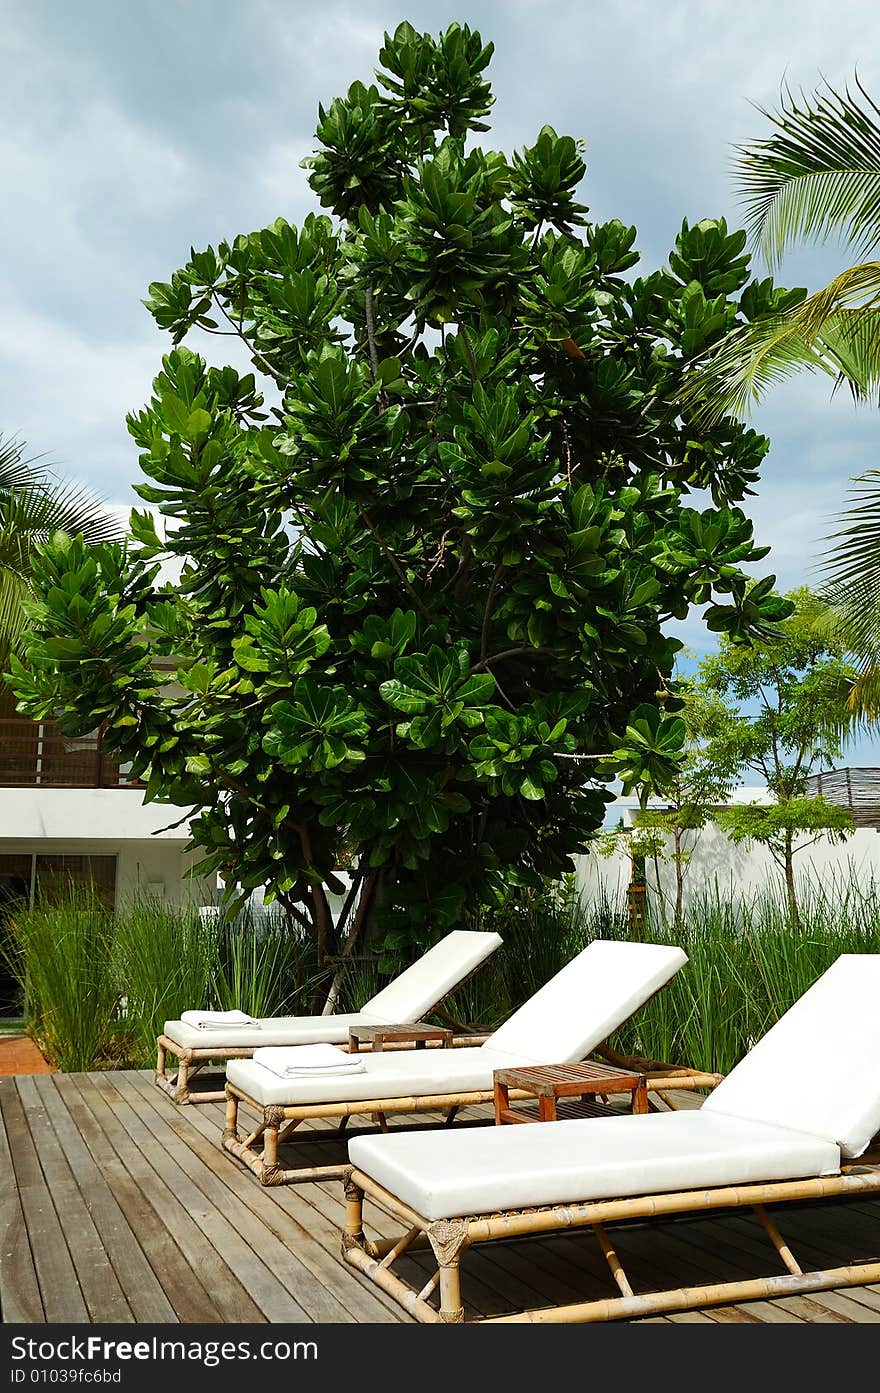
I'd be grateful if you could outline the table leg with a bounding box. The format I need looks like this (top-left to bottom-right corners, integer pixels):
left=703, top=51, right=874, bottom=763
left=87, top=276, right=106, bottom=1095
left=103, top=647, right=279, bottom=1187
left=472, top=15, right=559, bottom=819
left=632, top=1079, right=649, bottom=1114
left=538, top=1095, right=557, bottom=1123
left=494, top=1079, right=509, bottom=1125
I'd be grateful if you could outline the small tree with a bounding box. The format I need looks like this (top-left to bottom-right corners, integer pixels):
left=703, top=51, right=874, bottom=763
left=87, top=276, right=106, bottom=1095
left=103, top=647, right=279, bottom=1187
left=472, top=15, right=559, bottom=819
left=632, top=686, right=739, bottom=923
left=699, top=587, right=856, bottom=926
left=12, top=22, right=791, bottom=976
left=598, top=683, right=738, bottom=925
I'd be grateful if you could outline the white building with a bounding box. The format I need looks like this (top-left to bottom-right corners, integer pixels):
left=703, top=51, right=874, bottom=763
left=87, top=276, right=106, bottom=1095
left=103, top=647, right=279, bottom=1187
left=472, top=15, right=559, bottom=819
left=0, top=715, right=207, bottom=909
left=576, top=775, right=880, bottom=911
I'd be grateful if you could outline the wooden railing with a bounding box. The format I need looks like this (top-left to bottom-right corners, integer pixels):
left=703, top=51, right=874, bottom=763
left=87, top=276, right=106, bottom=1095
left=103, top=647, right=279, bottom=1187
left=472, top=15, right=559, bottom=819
left=0, top=719, right=139, bottom=789
left=806, top=767, right=880, bottom=829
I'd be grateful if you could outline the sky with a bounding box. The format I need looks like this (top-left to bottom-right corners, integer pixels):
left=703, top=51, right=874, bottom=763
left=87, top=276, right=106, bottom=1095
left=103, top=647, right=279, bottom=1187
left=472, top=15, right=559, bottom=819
left=2, top=0, right=879, bottom=759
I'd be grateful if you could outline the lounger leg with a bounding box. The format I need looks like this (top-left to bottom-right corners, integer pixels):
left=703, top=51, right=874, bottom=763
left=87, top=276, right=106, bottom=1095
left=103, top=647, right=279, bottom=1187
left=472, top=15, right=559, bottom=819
left=428, top=1219, right=469, bottom=1323
left=155, top=1040, right=167, bottom=1088
left=341, top=1167, right=366, bottom=1254
left=174, top=1057, right=190, bottom=1104
left=260, top=1107, right=283, bottom=1184
left=444, top=1106, right=458, bottom=1126
left=223, top=1090, right=239, bottom=1142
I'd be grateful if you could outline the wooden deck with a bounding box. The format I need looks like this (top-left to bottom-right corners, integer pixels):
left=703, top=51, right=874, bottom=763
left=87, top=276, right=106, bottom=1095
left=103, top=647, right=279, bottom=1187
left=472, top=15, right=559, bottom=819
left=3, top=1069, right=880, bottom=1325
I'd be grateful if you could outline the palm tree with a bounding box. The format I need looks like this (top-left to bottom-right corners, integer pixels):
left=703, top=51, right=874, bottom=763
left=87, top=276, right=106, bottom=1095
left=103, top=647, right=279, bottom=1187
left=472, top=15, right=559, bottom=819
left=0, top=434, right=121, bottom=696
left=686, top=76, right=880, bottom=717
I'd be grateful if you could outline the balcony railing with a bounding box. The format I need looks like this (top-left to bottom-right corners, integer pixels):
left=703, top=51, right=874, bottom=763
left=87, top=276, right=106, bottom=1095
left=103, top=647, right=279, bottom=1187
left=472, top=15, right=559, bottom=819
left=0, top=719, right=140, bottom=789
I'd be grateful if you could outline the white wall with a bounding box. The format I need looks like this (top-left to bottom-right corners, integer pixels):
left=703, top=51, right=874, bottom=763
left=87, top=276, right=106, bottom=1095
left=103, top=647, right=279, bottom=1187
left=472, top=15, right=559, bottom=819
left=116, top=843, right=207, bottom=908
left=576, top=818, right=880, bottom=911
left=0, top=787, right=195, bottom=842
left=0, top=788, right=212, bottom=907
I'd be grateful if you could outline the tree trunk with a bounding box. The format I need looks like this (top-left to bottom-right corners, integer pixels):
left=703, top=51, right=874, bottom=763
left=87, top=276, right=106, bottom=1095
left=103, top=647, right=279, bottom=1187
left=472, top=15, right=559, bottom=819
left=321, top=868, right=378, bottom=1015
left=783, top=831, right=801, bottom=931
left=651, top=847, right=668, bottom=928
left=309, top=884, right=336, bottom=1011
left=673, top=828, right=684, bottom=928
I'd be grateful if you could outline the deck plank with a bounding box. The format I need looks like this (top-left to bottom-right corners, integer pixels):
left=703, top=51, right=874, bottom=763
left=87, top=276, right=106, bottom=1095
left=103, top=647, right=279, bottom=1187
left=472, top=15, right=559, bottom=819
left=0, top=1080, right=88, bottom=1322
left=124, top=1070, right=403, bottom=1324
left=15, top=1077, right=135, bottom=1323
left=83, top=1073, right=308, bottom=1323
left=0, top=1080, right=43, bottom=1323
left=149, top=1080, right=406, bottom=1323
left=65, top=1073, right=262, bottom=1324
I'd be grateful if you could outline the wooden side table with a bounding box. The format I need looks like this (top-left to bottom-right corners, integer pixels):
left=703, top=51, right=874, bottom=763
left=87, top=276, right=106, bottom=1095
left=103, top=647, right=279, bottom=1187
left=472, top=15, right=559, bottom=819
left=493, top=1060, right=649, bottom=1124
left=348, top=1022, right=453, bottom=1052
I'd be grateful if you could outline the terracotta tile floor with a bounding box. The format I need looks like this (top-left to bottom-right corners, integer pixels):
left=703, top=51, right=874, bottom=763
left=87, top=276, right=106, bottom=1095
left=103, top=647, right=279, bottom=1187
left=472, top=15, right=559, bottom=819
left=0, top=1035, right=53, bottom=1075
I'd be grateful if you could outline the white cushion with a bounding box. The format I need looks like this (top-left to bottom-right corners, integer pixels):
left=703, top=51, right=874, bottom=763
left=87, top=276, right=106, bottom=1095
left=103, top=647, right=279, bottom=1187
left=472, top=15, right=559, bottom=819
left=361, top=929, right=502, bottom=1023
left=226, top=1044, right=526, bottom=1106
left=484, top=939, right=687, bottom=1063
left=163, top=1012, right=370, bottom=1050
left=348, top=1110, right=840, bottom=1221
left=704, top=954, right=880, bottom=1158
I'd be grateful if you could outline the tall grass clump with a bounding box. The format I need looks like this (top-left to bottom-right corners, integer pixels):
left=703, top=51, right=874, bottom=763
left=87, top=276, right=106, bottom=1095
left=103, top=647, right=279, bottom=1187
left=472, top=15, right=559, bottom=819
left=213, top=905, right=320, bottom=1019
left=113, top=896, right=217, bottom=1067
left=2, top=888, right=119, bottom=1071
left=602, top=871, right=880, bottom=1075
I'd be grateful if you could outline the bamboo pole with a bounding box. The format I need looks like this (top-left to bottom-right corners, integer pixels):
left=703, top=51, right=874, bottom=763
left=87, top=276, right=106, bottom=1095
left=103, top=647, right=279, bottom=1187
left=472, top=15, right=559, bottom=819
left=485, top=1262, right=880, bottom=1324
left=342, top=1243, right=442, bottom=1322
left=593, top=1223, right=634, bottom=1296
left=752, top=1204, right=802, bottom=1275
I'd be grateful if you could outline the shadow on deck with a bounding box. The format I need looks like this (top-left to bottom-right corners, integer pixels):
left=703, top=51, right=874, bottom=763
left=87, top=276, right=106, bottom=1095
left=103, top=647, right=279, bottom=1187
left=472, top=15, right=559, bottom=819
left=3, top=1070, right=880, bottom=1325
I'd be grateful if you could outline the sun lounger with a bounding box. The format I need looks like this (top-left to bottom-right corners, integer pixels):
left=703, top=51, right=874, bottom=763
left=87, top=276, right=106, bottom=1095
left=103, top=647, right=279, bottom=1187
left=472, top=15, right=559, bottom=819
left=222, top=938, right=691, bottom=1185
left=341, top=953, right=880, bottom=1322
left=156, top=928, right=502, bottom=1103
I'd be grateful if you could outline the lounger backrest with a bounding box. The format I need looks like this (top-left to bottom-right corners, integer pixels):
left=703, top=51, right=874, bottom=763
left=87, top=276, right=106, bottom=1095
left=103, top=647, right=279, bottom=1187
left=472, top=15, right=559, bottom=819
left=704, top=954, right=880, bottom=1158
left=360, top=929, right=502, bottom=1024
left=483, top=939, right=688, bottom=1064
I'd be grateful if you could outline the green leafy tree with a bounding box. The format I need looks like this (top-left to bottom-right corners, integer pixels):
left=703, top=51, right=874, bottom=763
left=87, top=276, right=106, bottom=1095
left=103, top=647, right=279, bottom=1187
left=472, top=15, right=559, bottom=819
left=699, top=588, right=857, bottom=927
left=12, top=21, right=792, bottom=977
left=0, top=435, right=119, bottom=699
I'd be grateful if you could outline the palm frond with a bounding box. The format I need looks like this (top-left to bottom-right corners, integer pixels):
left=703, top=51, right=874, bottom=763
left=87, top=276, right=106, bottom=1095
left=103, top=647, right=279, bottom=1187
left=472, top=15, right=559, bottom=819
left=818, top=309, right=880, bottom=400
left=737, top=75, right=880, bottom=267
left=0, top=564, right=32, bottom=672
left=681, top=313, right=835, bottom=423
left=791, top=260, right=880, bottom=337
left=821, top=470, right=880, bottom=596
left=683, top=266, right=880, bottom=422
left=846, top=664, right=880, bottom=721
left=0, top=432, right=121, bottom=546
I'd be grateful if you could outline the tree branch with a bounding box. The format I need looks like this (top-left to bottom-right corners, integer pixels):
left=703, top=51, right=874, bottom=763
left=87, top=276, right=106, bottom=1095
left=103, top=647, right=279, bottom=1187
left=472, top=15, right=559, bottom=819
left=480, top=565, right=506, bottom=662
left=472, top=645, right=557, bottom=673
left=357, top=507, right=431, bottom=621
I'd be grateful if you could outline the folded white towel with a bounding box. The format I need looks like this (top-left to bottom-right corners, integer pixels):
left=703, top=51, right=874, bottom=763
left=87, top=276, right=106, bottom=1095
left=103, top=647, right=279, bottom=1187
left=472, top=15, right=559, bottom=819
left=252, top=1044, right=366, bottom=1078
left=180, top=1009, right=259, bottom=1029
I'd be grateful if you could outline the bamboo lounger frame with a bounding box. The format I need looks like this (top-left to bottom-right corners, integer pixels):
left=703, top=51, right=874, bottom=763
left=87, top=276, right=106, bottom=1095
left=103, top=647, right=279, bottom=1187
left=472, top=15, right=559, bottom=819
left=221, top=1068, right=721, bottom=1185
left=155, top=1030, right=490, bottom=1106
left=340, top=1160, right=880, bottom=1322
